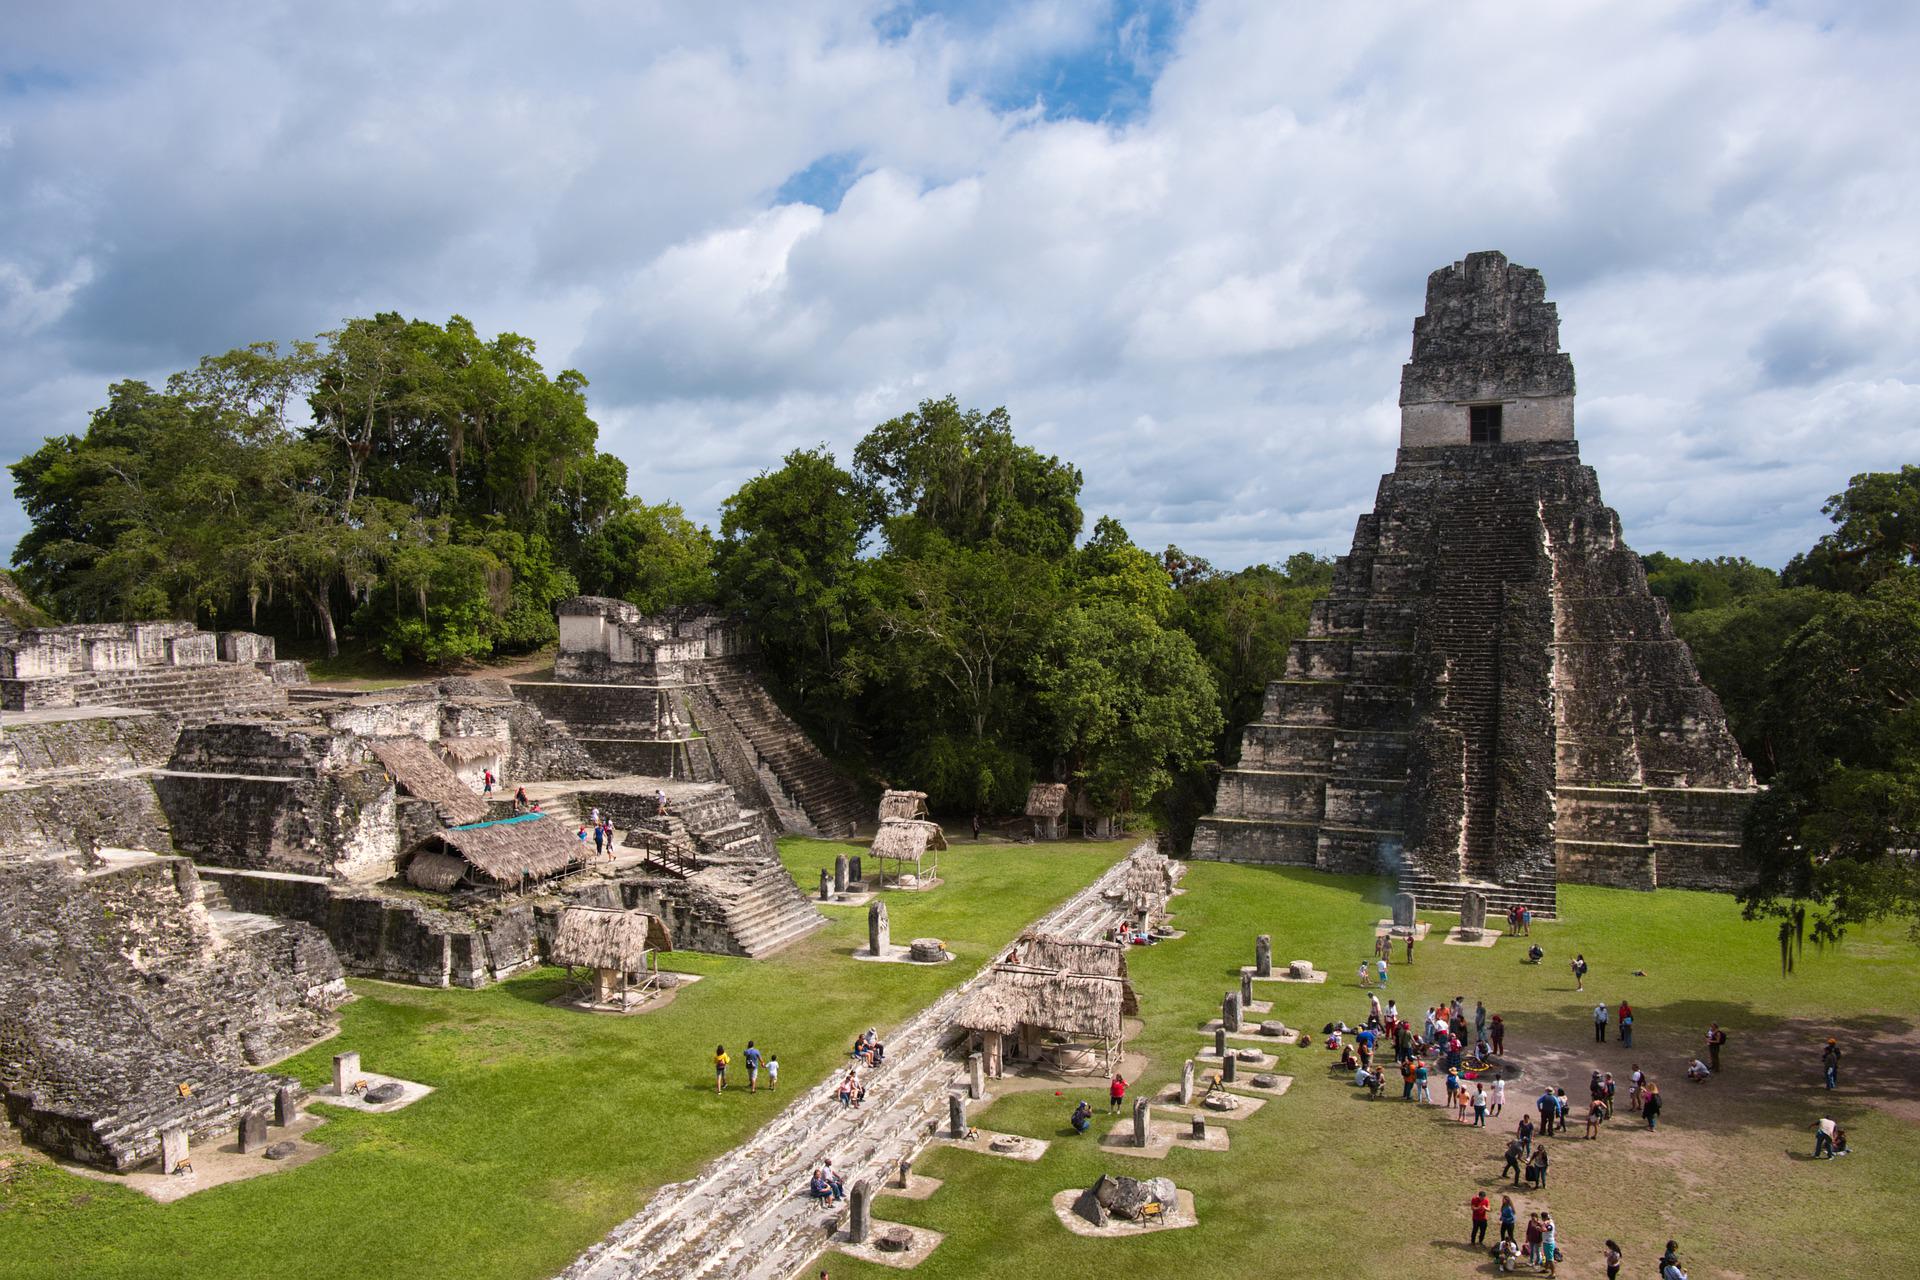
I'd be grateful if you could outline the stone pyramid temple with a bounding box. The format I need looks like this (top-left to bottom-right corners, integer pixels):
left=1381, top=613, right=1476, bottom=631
left=1192, top=251, right=1758, bottom=913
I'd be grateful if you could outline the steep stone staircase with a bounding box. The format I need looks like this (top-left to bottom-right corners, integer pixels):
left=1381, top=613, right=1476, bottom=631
left=697, top=660, right=864, bottom=838
left=29, top=664, right=289, bottom=718
left=560, top=845, right=1150, bottom=1280
left=1396, top=870, right=1559, bottom=919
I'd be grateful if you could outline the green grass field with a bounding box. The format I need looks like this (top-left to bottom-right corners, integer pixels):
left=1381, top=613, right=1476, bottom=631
left=0, top=838, right=1132, bottom=1280
left=824, top=864, right=1920, bottom=1279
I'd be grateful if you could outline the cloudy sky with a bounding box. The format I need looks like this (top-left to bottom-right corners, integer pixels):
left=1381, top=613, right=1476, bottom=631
left=4, top=0, right=1917, bottom=571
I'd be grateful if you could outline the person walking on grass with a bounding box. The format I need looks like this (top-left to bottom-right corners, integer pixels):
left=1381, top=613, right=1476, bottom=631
left=744, top=1041, right=762, bottom=1093
left=767, top=1053, right=779, bottom=1091
left=1109, top=1072, right=1128, bottom=1114
left=1469, top=1191, right=1490, bottom=1245
left=1822, top=1038, right=1841, bottom=1089
left=1602, top=1239, right=1622, bottom=1280
left=1473, top=1084, right=1489, bottom=1126
left=714, top=1044, right=730, bottom=1093
left=1404, top=932, right=1415, bottom=964
left=1499, top=1194, right=1517, bottom=1243
left=1502, top=1137, right=1525, bottom=1184
left=1516, top=1112, right=1534, bottom=1158
left=1492, top=1076, right=1505, bottom=1117
left=1358, top=961, right=1371, bottom=989
left=1594, top=1001, right=1608, bottom=1042
left=1377, top=955, right=1390, bottom=987
left=1537, top=1088, right=1557, bottom=1137
left=1643, top=1082, right=1663, bottom=1129
left=1415, top=1060, right=1432, bottom=1104
left=1618, top=1000, right=1634, bottom=1048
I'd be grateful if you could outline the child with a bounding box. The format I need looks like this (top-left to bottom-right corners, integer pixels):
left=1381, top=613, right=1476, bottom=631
left=714, top=1044, right=729, bottom=1093
left=767, top=1053, right=779, bottom=1091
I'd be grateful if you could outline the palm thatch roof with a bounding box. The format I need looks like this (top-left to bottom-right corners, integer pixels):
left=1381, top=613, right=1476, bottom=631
left=404, top=850, right=471, bottom=891
left=551, top=906, right=672, bottom=969
left=958, top=968, right=1125, bottom=1039
left=877, top=790, right=929, bottom=822
left=871, top=817, right=947, bottom=860
left=421, top=814, right=581, bottom=885
left=1025, top=783, right=1068, bottom=819
left=369, top=736, right=490, bottom=824
left=1015, top=931, right=1129, bottom=980
left=438, top=735, right=504, bottom=764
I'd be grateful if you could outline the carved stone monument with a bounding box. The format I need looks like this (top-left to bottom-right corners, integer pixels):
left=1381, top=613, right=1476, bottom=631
left=949, top=1093, right=967, bottom=1139
left=1180, top=1059, right=1195, bottom=1105
left=1222, top=991, right=1242, bottom=1033
left=1222, top=1053, right=1237, bottom=1083
left=969, top=1051, right=984, bottom=1100
left=160, top=1126, right=189, bottom=1174
left=1255, top=933, right=1273, bottom=977
left=332, top=1050, right=360, bottom=1097
left=1392, top=892, right=1417, bottom=929
left=1460, top=888, right=1488, bottom=934
left=868, top=899, right=890, bottom=956
left=819, top=869, right=832, bottom=902
left=833, top=853, right=849, bottom=895
left=239, top=1110, right=269, bottom=1154
left=848, top=1178, right=872, bottom=1245
left=849, top=855, right=863, bottom=885
left=275, top=1084, right=300, bottom=1126
left=1131, top=1097, right=1151, bottom=1148
left=1240, top=971, right=1254, bottom=1008
left=1214, top=1027, right=1228, bottom=1058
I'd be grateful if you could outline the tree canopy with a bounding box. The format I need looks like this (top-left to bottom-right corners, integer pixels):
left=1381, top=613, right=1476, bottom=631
left=11, top=317, right=714, bottom=662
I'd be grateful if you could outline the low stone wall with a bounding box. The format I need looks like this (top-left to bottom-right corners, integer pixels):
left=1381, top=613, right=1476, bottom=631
left=0, top=776, right=175, bottom=861
left=207, top=869, right=545, bottom=988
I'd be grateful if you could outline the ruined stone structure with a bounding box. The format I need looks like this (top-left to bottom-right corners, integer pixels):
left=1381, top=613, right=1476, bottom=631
left=0, top=847, right=344, bottom=1171
left=0, top=621, right=304, bottom=715
left=1194, top=252, right=1758, bottom=910
left=525, top=598, right=864, bottom=837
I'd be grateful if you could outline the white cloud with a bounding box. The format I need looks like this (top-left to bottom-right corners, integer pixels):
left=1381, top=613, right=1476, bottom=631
left=2, top=0, right=1918, bottom=572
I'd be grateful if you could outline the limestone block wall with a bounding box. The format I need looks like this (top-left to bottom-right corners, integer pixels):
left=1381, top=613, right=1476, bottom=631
left=0, top=776, right=175, bottom=861
left=208, top=869, right=544, bottom=988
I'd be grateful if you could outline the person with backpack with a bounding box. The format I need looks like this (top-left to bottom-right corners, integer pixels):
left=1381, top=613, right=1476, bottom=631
left=481, top=767, right=494, bottom=794
left=1602, top=1239, right=1622, bottom=1279
left=1540, top=1211, right=1559, bottom=1275
left=1705, top=1023, right=1727, bottom=1072
left=1643, top=1081, right=1663, bottom=1129
left=1571, top=953, right=1589, bottom=991
left=1499, top=1194, right=1518, bottom=1243
left=744, top=1041, right=762, bottom=1093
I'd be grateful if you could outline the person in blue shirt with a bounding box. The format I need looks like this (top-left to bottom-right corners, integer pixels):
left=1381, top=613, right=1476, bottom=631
left=744, top=1041, right=762, bottom=1093
left=1071, top=1100, right=1093, bottom=1133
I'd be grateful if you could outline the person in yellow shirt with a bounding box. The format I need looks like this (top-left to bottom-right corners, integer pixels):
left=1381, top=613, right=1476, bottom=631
left=715, top=1045, right=730, bottom=1093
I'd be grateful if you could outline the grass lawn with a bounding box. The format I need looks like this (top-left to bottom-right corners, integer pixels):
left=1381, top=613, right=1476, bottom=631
left=0, top=838, right=1133, bottom=1280
left=823, top=864, right=1920, bottom=1279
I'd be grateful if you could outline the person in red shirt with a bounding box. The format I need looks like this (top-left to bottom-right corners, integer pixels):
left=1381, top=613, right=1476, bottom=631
left=1108, top=1073, right=1127, bottom=1114
left=1469, top=1191, right=1491, bottom=1244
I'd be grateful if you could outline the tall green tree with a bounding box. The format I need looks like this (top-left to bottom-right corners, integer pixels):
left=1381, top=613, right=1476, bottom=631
left=1784, top=465, right=1920, bottom=594
left=715, top=448, right=871, bottom=742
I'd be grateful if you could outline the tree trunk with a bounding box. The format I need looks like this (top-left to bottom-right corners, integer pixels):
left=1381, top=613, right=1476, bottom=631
left=303, top=585, right=339, bottom=659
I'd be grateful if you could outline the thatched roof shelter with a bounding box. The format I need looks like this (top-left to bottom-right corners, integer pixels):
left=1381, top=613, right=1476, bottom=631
left=369, top=736, right=490, bottom=824
left=551, top=906, right=672, bottom=969
left=958, top=968, right=1126, bottom=1041
left=1015, top=932, right=1128, bottom=980
left=415, top=814, right=581, bottom=887
left=404, top=850, right=470, bottom=891
left=877, top=789, right=929, bottom=822
left=1025, top=783, right=1069, bottom=819
left=871, top=818, right=947, bottom=859
left=438, top=735, right=504, bottom=765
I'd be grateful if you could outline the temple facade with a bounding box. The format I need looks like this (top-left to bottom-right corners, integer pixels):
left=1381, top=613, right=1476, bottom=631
left=1192, top=252, right=1758, bottom=912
